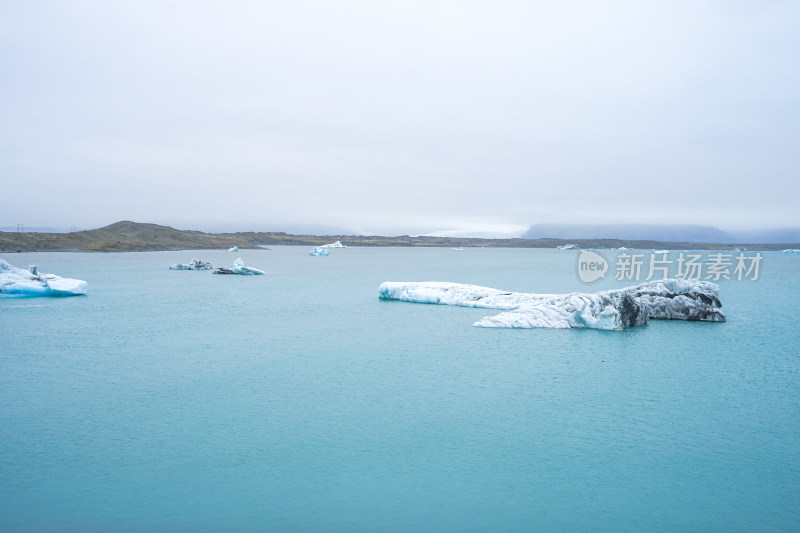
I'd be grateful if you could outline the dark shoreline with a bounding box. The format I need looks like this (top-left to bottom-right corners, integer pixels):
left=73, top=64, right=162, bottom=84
left=1, top=220, right=798, bottom=253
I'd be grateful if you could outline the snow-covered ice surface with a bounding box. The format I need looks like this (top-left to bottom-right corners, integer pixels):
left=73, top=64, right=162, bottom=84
left=213, top=258, right=264, bottom=275
left=310, top=241, right=344, bottom=254
left=378, top=279, right=725, bottom=330
left=0, top=259, right=87, bottom=297
left=170, top=258, right=213, bottom=270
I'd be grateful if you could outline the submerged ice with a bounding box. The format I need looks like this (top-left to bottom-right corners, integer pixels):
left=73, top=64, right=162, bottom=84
left=0, top=259, right=87, bottom=297
left=378, top=279, right=725, bottom=330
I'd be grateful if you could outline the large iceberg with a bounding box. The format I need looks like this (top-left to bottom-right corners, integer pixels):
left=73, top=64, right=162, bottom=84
left=170, top=258, right=213, bottom=270
left=321, top=241, right=346, bottom=248
left=781, top=249, right=800, bottom=254
left=227, top=246, right=239, bottom=252
left=557, top=244, right=579, bottom=250
left=213, top=258, right=264, bottom=275
left=378, top=279, right=725, bottom=330
left=1, top=259, right=87, bottom=297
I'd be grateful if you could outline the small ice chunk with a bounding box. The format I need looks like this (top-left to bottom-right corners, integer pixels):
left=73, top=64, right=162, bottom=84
left=228, top=246, right=239, bottom=252
left=309, top=248, right=331, bottom=256
left=214, top=258, right=264, bottom=275
left=170, top=258, right=213, bottom=270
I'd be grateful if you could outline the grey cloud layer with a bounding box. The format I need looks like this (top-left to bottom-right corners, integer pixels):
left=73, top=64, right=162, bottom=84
left=1, top=1, right=798, bottom=233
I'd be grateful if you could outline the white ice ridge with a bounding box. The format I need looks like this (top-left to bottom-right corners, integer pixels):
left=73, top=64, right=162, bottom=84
left=170, top=258, right=213, bottom=270
left=378, top=279, right=725, bottom=330
left=213, top=258, right=264, bottom=275
left=321, top=241, right=346, bottom=248
left=0, top=259, right=88, bottom=297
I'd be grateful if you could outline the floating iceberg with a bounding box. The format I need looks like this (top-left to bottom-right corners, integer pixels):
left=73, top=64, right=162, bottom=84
left=781, top=249, right=800, bottom=254
left=228, top=246, right=239, bottom=252
left=378, top=279, right=725, bottom=330
left=557, top=244, right=579, bottom=250
left=309, top=240, right=345, bottom=254
left=1, top=259, right=87, bottom=297
left=213, top=258, right=264, bottom=275
left=170, top=258, right=213, bottom=270
left=653, top=250, right=669, bottom=254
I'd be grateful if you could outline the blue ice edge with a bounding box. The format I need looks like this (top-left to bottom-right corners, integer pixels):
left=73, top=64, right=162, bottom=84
left=0, top=259, right=87, bottom=297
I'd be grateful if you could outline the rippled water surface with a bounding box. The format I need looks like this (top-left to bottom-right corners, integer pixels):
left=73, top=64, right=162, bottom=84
left=1, top=247, right=799, bottom=531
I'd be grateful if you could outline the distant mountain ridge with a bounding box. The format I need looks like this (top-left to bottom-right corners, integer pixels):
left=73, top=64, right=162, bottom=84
left=1, top=221, right=798, bottom=252
left=523, top=224, right=800, bottom=244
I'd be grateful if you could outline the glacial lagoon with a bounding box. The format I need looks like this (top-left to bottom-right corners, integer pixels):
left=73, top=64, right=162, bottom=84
left=1, top=247, right=799, bottom=531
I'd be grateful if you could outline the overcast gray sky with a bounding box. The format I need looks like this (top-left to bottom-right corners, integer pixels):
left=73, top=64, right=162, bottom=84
left=1, top=0, right=798, bottom=235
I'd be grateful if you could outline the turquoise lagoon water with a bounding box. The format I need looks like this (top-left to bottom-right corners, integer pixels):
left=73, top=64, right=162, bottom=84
left=1, top=247, right=799, bottom=531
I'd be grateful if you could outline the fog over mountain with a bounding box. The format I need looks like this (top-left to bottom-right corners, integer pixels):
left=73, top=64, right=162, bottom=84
left=523, top=224, right=800, bottom=244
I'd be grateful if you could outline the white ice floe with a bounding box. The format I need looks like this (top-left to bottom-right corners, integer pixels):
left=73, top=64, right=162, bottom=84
left=781, top=249, right=800, bottom=254
left=309, top=247, right=331, bottom=256
left=653, top=250, right=669, bottom=254
left=170, top=258, right=213, bottom=270
left=557, top=244, right=579, bottom=250
left=228, top=246, right=239, bottom=252
left=213, top=258, right=264, bottom=275
left=0, top=259, right=87, bottom=297
left=320, top=241, right=346, bottom=248
left=378, top=279, right=725, bottom=330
